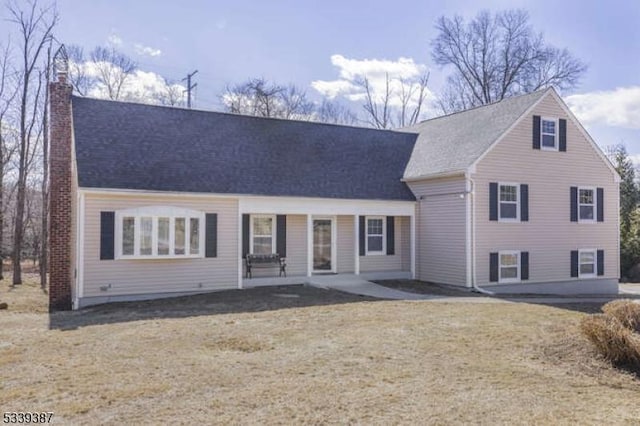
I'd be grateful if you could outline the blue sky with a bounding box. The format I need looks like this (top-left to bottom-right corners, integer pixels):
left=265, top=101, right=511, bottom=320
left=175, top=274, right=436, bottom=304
left=7, top=0, right=640, bottom=156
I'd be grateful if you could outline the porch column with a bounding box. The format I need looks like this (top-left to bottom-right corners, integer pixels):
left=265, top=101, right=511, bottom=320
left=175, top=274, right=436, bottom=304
left=306, top=214, right=313, bottom=277
left=410, top=214, right=416, bottom=280
left=354, top=215, right=360, bottom=275
left=238, top=209, right=244, bottom=289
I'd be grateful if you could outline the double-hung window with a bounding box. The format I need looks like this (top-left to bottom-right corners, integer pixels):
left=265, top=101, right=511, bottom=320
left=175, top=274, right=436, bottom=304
left=578, top=187, right=595, bottom=222
left=366, top=216, right=385, bottom=255
left=117, top=207, right=204, bottom=259
left=541, top=118, right=558, bottom=150
left=251, top=215, right=276, bottom=254
left=578, top=249, right=596, bottom=278
left=499, top=184, right=519, bottom=221
left=499, top=251, right=520, bottom=283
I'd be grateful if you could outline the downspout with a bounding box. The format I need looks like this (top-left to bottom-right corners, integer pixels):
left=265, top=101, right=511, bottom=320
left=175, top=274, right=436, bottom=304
left=467, top=175, right=495, bottom=296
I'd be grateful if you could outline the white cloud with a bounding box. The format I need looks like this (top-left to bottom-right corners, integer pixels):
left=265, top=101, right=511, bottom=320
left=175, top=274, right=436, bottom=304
left=134, top=43, right=162, bottom=57
left=566, top=86, right=640, bottom=129
left=73, top=60, right=185, bottom=105
left=107, top=33, right=123, bottom=47
left=311, top=54, right=435, bottom=117
left=629, top=154, right=640, bottom=167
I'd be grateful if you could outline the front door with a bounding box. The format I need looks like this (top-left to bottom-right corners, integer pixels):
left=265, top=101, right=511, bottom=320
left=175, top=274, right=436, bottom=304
left=313, top=217, right=335, bottom=273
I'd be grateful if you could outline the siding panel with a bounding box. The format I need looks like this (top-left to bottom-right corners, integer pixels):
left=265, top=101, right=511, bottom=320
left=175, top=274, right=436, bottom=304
left=337, top=216, right=355, bottom=273
left=407, top=176, right=468, bottom=285
left=83, top=194, right=239, bottom=297
left=474, top=94, right=619, bottom=286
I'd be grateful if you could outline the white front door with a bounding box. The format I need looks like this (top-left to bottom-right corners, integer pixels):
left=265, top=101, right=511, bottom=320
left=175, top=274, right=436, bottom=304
left=313, top=217, right=336, bottom=273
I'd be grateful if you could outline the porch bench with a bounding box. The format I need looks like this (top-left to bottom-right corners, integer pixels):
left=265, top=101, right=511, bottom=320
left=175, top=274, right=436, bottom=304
left=245, top=254, right=286, bottom=279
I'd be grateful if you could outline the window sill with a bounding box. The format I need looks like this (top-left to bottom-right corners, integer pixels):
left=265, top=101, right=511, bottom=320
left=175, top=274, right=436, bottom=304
left=365, top=251, right=385, bottom=256
left=540, top=146, right=559, bottom=152
left=497, top=218, right=520, bottom=223
left=577, top=219, right=597, bottom=224
left=497, top=279, right=521, bottom=284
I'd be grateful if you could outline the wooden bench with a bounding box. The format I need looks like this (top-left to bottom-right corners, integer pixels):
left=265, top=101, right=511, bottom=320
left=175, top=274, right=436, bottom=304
left=245, top=254, right=287, bottom=279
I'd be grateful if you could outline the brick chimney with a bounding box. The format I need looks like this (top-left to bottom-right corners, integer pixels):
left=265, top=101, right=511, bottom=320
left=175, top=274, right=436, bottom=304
left=49, top=68, right=74, bottom=311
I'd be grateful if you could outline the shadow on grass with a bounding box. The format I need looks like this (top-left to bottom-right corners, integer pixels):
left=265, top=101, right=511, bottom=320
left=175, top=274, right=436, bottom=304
left=374, top=280, right=638, bottom=314
left=49, top=285, right=379, bottom=331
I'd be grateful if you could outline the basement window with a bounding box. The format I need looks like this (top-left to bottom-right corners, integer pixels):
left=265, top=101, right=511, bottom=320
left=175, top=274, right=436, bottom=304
left=499, top=251, right=520, bottom=283
left=115, top=206, right=205, bottom=259
left=579, top=249, right=596, bottom=278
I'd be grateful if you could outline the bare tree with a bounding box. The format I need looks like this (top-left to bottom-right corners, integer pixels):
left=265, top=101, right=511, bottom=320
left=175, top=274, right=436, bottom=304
left=66, top=44, right=92, bottom=96
left=315, top=100, right=358, bottom=126
left=89, top=46, right=136, bottom=100
left=432, top=9, right=587, bottom=113
left=7, top=0, right=57, bottom=285
left=153, top=78, right=185, bottom=107
left=39, top=40, right=52, bottom=290
left=221, top=78, right=314, bottom=120
left=0, top=41, right=19, bottom=281
left=356, top=71, right=430, bottom=129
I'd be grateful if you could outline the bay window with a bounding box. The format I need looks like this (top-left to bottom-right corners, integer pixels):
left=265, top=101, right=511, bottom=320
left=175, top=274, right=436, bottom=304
left=115, top=206, right=205, bottom=259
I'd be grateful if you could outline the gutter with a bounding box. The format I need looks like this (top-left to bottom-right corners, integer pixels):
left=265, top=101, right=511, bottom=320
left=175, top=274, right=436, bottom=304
left=467, top=175, right=495, bottom=296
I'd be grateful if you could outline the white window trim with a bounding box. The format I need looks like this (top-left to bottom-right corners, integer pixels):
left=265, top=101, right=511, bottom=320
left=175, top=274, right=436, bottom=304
left=498, top=250, right=521, bottom=284
left=115, top=206, right=205, bottom=260
left=249, top=214, right=276, bottom=255
left=577, top=186, right=597, bottom=223
left=498, top=182, right=520, bottom=222
left=540, top=117, right=559, bottom=151
left=578, top=248, right=597, bottom=278
left=365, top=216, right=386, bottom=255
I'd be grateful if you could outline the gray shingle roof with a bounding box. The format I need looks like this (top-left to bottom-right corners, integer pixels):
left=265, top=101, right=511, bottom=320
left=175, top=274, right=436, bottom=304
left=72, top=97, right=418, bottom=201
left=402, top=88, right=550, bottom=180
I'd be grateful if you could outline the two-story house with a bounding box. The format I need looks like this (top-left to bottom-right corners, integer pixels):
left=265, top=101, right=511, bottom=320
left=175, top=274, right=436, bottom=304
left=47, top=68, right=619, bottom=311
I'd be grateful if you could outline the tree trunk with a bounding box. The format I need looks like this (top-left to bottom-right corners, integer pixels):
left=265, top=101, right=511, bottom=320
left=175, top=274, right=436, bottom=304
left=40, top=45, right=51, bottom=291
left=0, top=123, right=4, bottom=281
left=12, top=78, right=29, bottom=286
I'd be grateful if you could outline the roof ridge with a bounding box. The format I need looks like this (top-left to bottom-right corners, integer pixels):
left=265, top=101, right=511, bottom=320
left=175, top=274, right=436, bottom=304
left=410, top=87, right=550, bottom=127
left=71, top=95, right=416, bottom=135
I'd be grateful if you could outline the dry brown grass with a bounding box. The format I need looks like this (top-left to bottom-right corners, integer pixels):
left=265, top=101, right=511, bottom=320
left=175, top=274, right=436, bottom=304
left=580, top=314, right=640, bottom=366
left=602, top=299, right=640, bottom=332
left=1, top=283, right=639, bottom=424
left=0, top=273, right=48, bottom=313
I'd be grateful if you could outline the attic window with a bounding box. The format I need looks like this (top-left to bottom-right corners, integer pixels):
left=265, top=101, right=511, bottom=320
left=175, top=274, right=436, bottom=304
left=116, top=206, right=205, bottom=259
left=540, top=118, right=558, bottom=150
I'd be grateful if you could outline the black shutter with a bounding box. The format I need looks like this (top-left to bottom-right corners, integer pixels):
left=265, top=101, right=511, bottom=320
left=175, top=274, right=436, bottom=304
left=489, top=182, right=498, bottom=221
left=570, top=250, right=579, bottom=277
left=597, top=188, right=604, bottom=222
left=386, top=216, right=395, bottom=255
left=520, top=184, right=529, bottom=222
left=532, top=115, right=541, bottom=150
left=276, top=215, right=287, bottom=257
left=490, top=253, right=499, bottom=282
left=100, top=211, right=115, bottom=260
left=570, top=187, right=578, bottom=222
left=205, top=213, right=218, bottom=258
left=242, top=214, right=250, bottom=258
left=359, top=216, right=366, bottom=256
left=559, top=119, right=567, bottom=152
left=597, top=250, right=604, bottom=276
left=521, top=251, right=529, bottom=280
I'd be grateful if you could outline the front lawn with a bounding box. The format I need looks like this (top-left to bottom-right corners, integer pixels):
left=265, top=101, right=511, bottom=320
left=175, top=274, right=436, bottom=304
left=1, top=278, right=638, bottom=424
